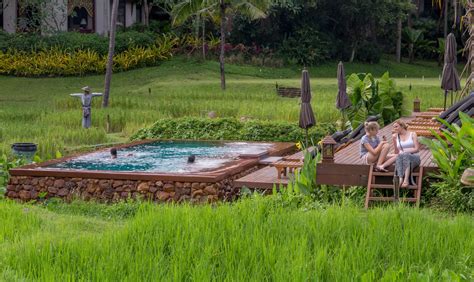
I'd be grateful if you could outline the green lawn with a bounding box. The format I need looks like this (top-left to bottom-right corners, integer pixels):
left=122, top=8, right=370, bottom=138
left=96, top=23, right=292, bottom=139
left=0, top=57, right=453, bottom=157
left=1, top=198, right=473, bottom=281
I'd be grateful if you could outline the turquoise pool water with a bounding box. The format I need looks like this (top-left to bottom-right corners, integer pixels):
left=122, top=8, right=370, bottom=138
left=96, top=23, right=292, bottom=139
left=48, top=141, right=272, bottom=173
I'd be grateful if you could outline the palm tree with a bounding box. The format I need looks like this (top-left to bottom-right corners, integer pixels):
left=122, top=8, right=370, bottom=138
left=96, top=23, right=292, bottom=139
left=103, top=0, right=120, bottom=108
left=172, top=0, right=271, bottom=90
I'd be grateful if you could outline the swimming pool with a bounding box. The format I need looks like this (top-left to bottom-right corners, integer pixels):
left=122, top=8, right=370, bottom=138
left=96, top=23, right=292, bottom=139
left=48, top=141, right=274, bottom=173
left=8, top=140, right=295, bottom=203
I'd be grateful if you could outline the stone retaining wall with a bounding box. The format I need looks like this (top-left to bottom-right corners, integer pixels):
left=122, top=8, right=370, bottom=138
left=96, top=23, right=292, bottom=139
left=6, top=167, right=260, bottom=203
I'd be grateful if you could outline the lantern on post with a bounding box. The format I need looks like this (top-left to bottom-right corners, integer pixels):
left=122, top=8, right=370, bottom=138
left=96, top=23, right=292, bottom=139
left=413, top=96, right=421, bottom=113
left=321, top=135, right=337, bottom=163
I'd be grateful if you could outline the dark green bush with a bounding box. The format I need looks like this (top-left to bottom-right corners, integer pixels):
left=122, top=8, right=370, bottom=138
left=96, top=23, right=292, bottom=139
left=0, top=31, right=157, bottom=55
left=279, top=28, right=330, bottom=66
left=355, top=42, right=382, bottom=64
left=131, top=117, right=334, bottom=143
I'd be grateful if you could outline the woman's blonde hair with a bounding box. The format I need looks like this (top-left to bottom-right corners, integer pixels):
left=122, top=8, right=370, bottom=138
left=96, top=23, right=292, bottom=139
left=394, top=119, right=408, bottom=130
left=364, top=121, right=380, bottom=131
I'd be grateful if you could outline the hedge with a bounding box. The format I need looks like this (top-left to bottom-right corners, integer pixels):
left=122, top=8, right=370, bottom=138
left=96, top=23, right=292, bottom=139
left=0, top=31, right=157, bottom=55
left=131, top=117, right=334, bottom=143
left=0, top=35, right=176, bottom=77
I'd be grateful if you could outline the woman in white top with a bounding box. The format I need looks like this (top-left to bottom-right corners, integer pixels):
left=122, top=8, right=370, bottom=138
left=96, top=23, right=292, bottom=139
left=379, top=120, right=420, bottom=188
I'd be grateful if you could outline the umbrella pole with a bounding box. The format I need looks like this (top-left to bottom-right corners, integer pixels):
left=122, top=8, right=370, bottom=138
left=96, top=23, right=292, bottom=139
left=305, top=128, right=309, bottom=149
left=444, top=90, right=448, bottom=111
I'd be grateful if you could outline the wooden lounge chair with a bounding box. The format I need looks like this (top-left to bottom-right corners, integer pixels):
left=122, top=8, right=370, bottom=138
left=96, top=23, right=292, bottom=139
left=272, top=160, right=303, bottom=179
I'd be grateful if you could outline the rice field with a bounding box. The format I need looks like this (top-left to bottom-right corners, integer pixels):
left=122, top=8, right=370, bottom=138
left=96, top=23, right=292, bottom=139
left=0, top=197, right=473, bottom=281
left=0, top=57, right=451, bottom=158
left=1, top=58, right=472, bottom=281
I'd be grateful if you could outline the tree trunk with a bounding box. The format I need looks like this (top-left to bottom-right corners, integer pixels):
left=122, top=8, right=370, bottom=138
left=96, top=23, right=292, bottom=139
left=349, top=43, right=356, bottom=63
left=102, top=0, right=119, bottom=108
left=219, top=0, right=226, bottom=91
left=444, top=0, right=449, bottom=38
left=143, top=0, right=149, bottom=26
left=202, top=18, right=206, bottom=60
left=408, top=43, right=414, bottom=64
left=396, top=17, right=402, bottom=63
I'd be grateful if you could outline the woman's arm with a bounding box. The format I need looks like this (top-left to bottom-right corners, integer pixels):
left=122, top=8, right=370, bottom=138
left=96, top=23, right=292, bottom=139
left=403, top=132, right=420, bottom=153
left=392, top=134, right=400, bottom=155
left=363, top=141, right=386, bottom=155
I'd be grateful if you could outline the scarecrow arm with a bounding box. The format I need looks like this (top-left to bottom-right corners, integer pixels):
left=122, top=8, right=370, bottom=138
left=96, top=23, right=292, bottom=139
left=92, top=93, right=103, bottom=97
left=70, top=93, right=83, bottom=97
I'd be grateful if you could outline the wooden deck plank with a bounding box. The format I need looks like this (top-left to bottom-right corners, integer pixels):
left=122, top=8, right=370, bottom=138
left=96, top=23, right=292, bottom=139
left=233, top=114, right=438, bottom=189
left=234, top=166, right=289, bottom=189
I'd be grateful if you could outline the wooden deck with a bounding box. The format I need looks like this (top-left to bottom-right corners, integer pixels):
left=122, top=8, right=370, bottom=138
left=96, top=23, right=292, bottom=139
left=234, top=116, right=438, bottom=189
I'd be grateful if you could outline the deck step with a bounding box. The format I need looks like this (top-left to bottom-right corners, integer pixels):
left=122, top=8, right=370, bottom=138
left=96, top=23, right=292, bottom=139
left=365, top=165, right=424, bottom=209
left=369, top=197, right=418, bottom=202
left=372, top=171, right=420, bottom=177
left=371, top=184, right=418, bottom=189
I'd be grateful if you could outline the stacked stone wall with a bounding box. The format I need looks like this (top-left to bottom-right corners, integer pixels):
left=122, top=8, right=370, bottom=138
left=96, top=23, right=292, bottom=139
left=6, top=167, right=259, bottom=203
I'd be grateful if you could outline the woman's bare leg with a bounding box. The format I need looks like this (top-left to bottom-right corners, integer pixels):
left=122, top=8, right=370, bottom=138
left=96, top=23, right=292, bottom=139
left=366, top=153, right=378, bottom=165
left=401, top=167, right=410, bottom=188
left=381, top=154, right=397, bottom=169
left=376, top=144, right=390, bottom=170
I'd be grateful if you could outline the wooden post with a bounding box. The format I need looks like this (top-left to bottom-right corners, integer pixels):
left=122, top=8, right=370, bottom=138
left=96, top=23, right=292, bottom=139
left=106, top=114, right=111, bottom=133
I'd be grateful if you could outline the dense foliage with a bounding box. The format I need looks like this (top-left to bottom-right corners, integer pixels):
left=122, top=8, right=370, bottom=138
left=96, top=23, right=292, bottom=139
left=346, top=72, right=403, bottom=128
left=421, top=113, right=474, bottom=213
left=229, top=0, right=414, bottom=64
left=132, top=117, right=334, bottom=142
left=0, top=35, right=176, bottom=76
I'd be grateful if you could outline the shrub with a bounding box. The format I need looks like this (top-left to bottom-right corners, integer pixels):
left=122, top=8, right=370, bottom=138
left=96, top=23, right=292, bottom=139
left=420, top=113, right=474, bottom=213
left=131, top=117, right=334, bottom=143
left=355, top=41, right=382, bottom=64
left=0, top=35, right=176, bottom=77
left=278, top=28, right=330, bottom=66
left=0, top=31, right=157, bottom=55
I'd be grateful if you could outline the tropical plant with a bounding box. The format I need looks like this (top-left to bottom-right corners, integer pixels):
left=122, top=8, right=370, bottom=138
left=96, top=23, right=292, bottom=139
left=403, top=27, right=423, bottom=63
left=0, top=36, right=175, bottom=77
left=0, top=155, right=26, bottom=196
left=346, top=72, right=403, bottom=129
left=421, top=113, right=474, bottom=186
left=171, top=0, right=271, bottom=90
left=420, top=113, right=474, bottom=212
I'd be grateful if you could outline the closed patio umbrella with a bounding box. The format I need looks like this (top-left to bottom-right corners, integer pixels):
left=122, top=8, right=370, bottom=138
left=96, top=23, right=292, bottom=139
left=299, top=69, right=316, bottom=147
left=336, top=61, right=352, bottom=110
left=441, top=33, right=461, bottom=110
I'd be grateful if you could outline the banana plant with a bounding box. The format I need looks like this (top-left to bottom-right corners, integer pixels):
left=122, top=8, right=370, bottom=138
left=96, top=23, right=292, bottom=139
left=403, top=27, right=423, bottom=63
left=346, top=72, right=403, bottom=129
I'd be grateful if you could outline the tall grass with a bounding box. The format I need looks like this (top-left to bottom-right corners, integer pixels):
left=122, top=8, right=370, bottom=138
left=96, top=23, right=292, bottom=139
left=0, top=57, right=449, bottom=158
left=0, top=197, right=472, bottom=281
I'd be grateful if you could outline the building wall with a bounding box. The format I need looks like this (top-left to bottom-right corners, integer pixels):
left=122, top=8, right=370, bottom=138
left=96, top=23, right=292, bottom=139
left=3, top=0, right=16, bottom=33
left=95, top=0, right=110, bottom=35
